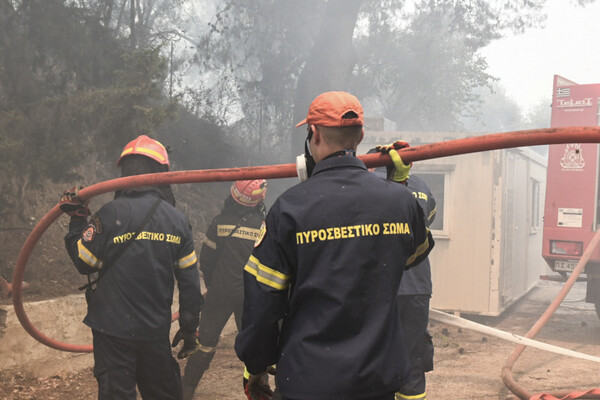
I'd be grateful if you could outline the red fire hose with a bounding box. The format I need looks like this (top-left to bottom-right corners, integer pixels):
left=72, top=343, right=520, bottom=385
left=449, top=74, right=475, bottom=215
left=502, top=228, right=600, bottom=400
left=9, top=127, right=600, bottom=376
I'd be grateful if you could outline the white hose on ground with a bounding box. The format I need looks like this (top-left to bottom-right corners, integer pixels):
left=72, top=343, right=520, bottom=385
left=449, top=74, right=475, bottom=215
left=429, top=309, right=600, bottom=364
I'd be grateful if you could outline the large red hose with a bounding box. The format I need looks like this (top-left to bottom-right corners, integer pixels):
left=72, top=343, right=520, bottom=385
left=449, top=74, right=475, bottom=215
left=10, top=126, right=600, bottom=354
left=502, top=229, right=600, bottom=400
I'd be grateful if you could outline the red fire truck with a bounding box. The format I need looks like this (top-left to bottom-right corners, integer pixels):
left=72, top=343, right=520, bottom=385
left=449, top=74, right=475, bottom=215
left=542, top=75, right=600, bottom=318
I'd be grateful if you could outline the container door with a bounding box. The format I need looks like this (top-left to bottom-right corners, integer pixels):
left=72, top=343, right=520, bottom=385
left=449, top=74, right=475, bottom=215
left=501, top=151, right=528, bottom=305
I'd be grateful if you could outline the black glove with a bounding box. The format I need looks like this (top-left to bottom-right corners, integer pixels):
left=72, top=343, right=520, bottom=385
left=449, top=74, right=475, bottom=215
left=244, top=370, right=272, bottom=400
left=171, top=329, right=200, bottom=359
left=59, top=186, right=91, bottom=217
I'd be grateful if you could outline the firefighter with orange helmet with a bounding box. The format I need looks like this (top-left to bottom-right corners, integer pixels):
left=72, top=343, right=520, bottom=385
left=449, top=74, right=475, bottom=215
left=181, top=179, right=268, bottom=400
left=61, top=135, right=203, bottom=400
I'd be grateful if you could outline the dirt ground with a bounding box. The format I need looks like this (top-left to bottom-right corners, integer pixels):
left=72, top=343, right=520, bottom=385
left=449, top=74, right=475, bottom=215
left=1, top=280, right=599, bottom=400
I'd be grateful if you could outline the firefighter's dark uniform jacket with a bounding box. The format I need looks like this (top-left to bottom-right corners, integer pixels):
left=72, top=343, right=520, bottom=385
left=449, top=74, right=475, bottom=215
left=395, top=175, right=437, bottom=398
left=398, top=175, right=437, bottom=296
left=200, top=198, right=264, bottom=300
left=234, top=155, right=434, bottom=400
left=64, top=190, right=202, bottom=341
left=181, top=199, right=265, bottom=398
left=195, top=199, right=264, bottom=345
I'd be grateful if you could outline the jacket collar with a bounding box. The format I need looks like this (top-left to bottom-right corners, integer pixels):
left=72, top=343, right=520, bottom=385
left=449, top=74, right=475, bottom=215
left=312, top=154, right=367, bottom=176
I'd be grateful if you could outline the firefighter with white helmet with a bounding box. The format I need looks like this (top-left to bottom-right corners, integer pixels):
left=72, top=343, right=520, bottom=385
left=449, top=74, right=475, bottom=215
left=61, top=135, right=203, bottom=400
left=181, top=179, right=268, bottom=400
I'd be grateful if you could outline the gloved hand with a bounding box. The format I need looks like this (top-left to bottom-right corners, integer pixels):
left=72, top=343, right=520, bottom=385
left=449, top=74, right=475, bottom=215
left=59, top=186, right=91, bottom=217
left=375, top=140, right=412, bottom=183
left=171, top=329, right=200, bottom=359
left=243, top=370, right=273, bottom=400
left=243, top=366, right=276, bottom=389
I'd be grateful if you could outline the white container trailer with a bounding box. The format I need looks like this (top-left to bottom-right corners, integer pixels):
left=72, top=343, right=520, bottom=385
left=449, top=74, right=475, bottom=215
left=360, top=129, right=548, bottom=316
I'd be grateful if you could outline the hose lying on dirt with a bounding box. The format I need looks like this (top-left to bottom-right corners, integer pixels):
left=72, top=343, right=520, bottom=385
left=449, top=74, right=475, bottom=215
left=529, top=390, right=600, bottom=400
left=501, top=229, right=600, bottom=400
left=429, top=309, right=600, bottom=363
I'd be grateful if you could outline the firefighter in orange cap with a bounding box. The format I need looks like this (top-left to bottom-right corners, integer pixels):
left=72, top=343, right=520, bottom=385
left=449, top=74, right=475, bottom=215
left=181, top=179, right=268, bottom=400
left=60, top=135, right=203, bottom=400
left=235, top=91, right=434, bottom=400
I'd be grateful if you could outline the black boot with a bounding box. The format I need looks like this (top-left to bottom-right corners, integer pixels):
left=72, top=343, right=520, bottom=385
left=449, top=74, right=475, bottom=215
left=181, top=350, right=215, bottom=400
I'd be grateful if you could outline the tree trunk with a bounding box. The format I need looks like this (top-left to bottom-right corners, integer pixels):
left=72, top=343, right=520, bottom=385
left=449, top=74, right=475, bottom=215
left=291, top=0, right=363, bottom=158
left=0, top=0, right=17, bottom=41
left=102, top=0, right=114, bottom=27
left=16, top=173, right=29, bottom=223
left=115, top=0, right=128, bottom=33
left=130, top=0, right=136, bottom=48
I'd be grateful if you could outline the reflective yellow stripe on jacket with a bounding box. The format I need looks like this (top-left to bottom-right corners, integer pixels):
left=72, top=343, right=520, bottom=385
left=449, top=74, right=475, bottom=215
left=396, top=391, right=426, bottom=400
left=244, top=255, right=290, bottom=290
left=176, top=251, right=197, bottom=269
left=428, top=206, right=437, bottom=224
left=405, top=228, right=431, bottom=267
left=77, top=239, right=103, bottom=269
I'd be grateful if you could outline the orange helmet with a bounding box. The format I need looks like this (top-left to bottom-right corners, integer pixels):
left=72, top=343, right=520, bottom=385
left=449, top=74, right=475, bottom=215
left=116, top=135, right=169, bottom=167
left=231, top=179, right=267, bottom=207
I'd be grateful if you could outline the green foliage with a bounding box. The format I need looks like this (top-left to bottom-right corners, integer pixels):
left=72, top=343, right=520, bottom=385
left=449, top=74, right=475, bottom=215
left=0, top=80, right=175, bottom=183
left=0, top=0, right=591, bottom=218
left=155, top=108, right=238, bottom=171
left=460, top=84, right=524, bottom=133
left=0, top=0, right=179, bottom=219
left=352, top=0, right=511, bottom=131
left=116, top=47, right=168, bottom=90
left=85, top=0, right=193, bottom=48
left=181, top=0, right=321, bottom=156
left=0, top=0, right=127, bottom=108
left=182, top=0, right=553, bottom=147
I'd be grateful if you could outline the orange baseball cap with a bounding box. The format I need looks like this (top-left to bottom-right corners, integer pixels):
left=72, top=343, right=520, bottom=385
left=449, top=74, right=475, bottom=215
left=295, top=91, right=364, bottom=128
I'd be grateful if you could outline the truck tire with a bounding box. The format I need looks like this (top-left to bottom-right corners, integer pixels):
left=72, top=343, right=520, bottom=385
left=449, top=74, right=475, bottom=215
left=596, top=301, right=600, bottom=320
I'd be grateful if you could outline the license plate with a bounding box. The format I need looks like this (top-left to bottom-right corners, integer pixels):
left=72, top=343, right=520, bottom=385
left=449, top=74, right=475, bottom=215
left=554, top=260, right=578, bottom=272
